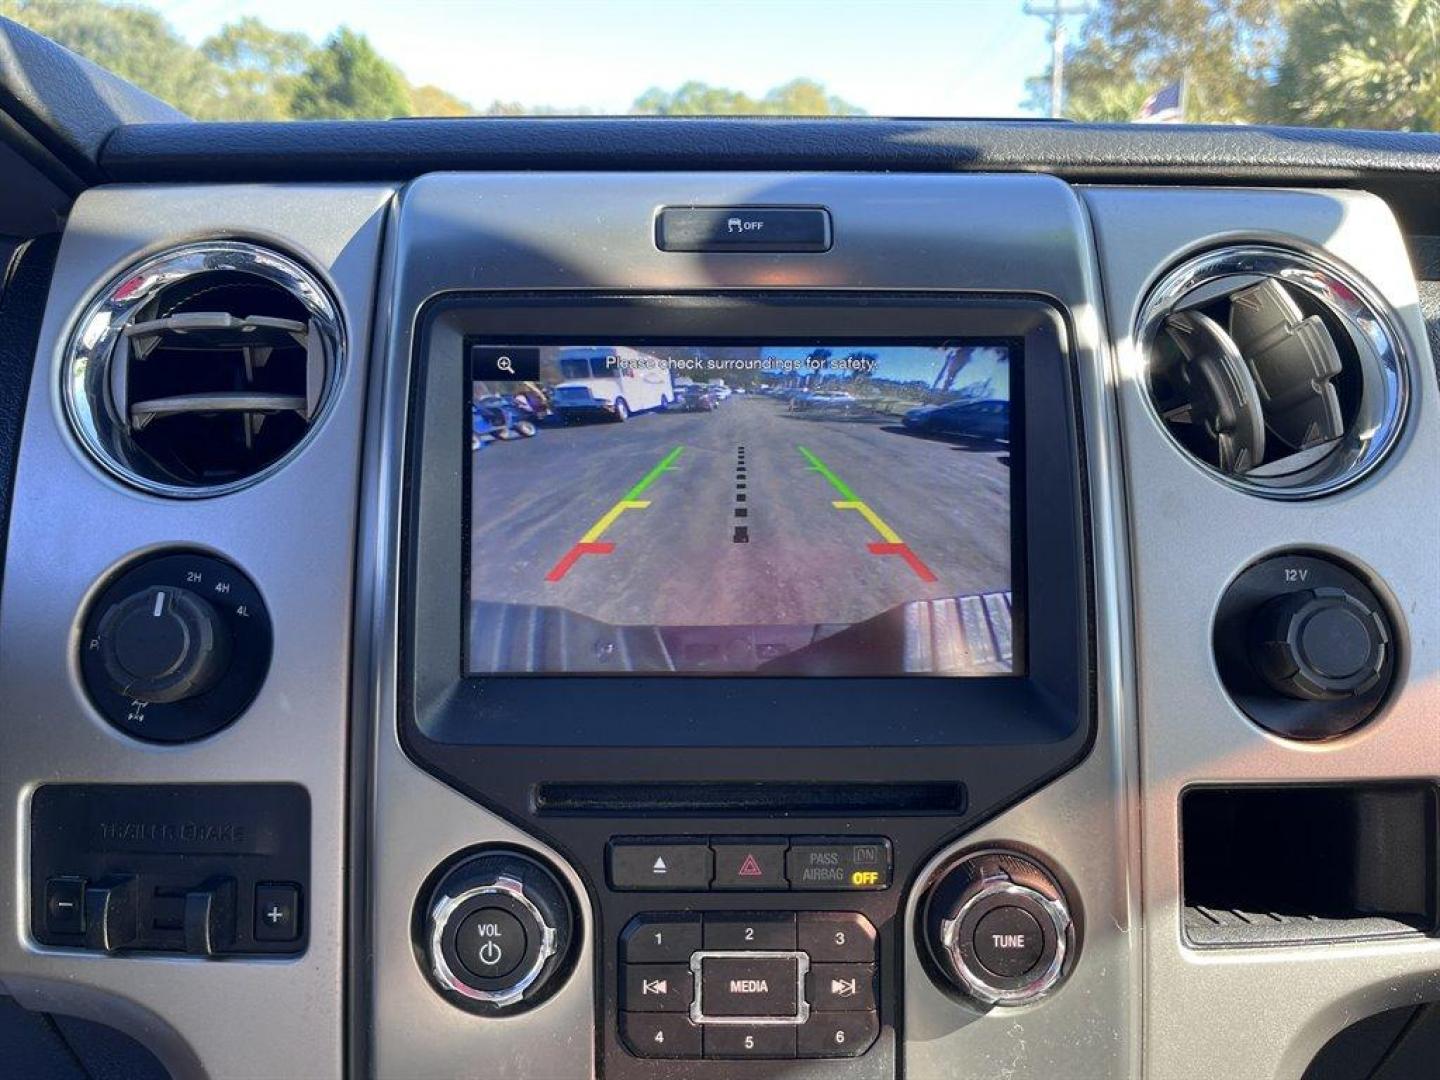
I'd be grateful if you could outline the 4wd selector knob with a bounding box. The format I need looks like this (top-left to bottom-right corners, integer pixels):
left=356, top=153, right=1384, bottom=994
left=425, top=851, right=577, bottom=1011
left=80, top=552, right=272, bottom=743
left=96, top=586, right=231, bottom=704
left=921, top=850, right=1073, bottom=1007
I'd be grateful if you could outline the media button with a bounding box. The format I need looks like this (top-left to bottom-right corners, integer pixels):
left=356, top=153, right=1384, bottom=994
left=698, top=955, right=800, bottom=1018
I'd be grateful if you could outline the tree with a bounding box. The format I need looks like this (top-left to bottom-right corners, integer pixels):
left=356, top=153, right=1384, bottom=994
left=8, top=0, right=221, bottom=117
left=409, top=84, right=474, bottom=117
left=1026, top=0, right=1288, bottom=123
left=1272, top=0, right=1440, bottom=131
left=200, top=17, right=315, bottom=120
left=760, top=78, right=863, bottom=116
left=288, top=27, right=411, bottom=120
left=633, top=78, right=862, bottom=116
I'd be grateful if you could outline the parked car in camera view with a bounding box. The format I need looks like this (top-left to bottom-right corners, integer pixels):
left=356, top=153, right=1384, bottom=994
left=550, top=345, right=675, bottom=421
left=902, top=398, right=1009, bottom=442
left=671, top=383, right=720, bottom=412
left=789, top=389, right=859, bottom=414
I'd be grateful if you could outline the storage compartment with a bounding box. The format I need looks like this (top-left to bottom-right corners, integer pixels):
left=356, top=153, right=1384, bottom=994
left=1182, top=784, right=1440, bottom=947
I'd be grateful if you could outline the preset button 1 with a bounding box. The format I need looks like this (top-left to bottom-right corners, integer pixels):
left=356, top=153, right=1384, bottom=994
left=621, top=914, right=702, bottom=963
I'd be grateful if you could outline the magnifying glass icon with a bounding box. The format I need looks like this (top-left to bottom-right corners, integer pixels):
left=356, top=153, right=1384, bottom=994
left=497, top=356, right=515, bottom=375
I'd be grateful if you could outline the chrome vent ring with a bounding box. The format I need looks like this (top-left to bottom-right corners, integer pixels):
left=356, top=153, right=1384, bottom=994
left=1136, top=244, right=1410, bottom=499
left=63, top=241, right=344, bottom=498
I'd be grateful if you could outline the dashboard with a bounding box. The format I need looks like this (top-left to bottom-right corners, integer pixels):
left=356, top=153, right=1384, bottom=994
left=0, top=22, right=1439, bottom=1080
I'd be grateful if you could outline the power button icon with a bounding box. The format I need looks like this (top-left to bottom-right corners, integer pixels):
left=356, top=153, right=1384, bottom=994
left=456, top=908, right=526, bottom=979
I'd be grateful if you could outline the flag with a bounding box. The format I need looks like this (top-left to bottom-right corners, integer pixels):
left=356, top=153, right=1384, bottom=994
left=1136, top=81, right=1184, bottom=123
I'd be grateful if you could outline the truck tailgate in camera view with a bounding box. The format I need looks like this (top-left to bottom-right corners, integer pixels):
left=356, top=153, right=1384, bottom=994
left=467, top=342, right=1016, bottom=676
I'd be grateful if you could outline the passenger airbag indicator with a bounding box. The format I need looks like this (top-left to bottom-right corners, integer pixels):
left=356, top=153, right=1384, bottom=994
left=786, top=839, right=892, bottom=891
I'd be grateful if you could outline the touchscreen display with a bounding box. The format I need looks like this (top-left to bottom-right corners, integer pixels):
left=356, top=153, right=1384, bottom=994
left=466, top=342, right=1016, bottom=676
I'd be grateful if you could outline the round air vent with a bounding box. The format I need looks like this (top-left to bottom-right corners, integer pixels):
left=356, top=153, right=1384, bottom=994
left=1136, top=245, right=1409, bottom=498
left=64, top=241, right=343, bottom=497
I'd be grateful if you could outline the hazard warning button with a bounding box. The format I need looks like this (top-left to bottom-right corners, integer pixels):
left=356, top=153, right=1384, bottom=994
left=712, top=842, right=790, bottom=890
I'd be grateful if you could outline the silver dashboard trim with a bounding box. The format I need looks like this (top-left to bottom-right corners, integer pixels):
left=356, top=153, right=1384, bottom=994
left=1085, top=185, right=1440, bottom=1080
left=0, top=183, right=392, bottom=1080
left=364, top=171, right=1138, bottom=1080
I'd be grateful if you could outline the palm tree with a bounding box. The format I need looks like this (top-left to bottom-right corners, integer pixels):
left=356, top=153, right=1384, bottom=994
left=1274, top=0, right=1440, bottom=131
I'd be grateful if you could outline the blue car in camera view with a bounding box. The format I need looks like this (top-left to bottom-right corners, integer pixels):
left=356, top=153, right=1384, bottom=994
left=901, top=398, right=1010, bottom=442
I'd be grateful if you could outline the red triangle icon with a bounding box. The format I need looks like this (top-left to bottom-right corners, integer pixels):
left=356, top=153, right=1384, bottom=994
left=737, top=853, right=763, bottom=877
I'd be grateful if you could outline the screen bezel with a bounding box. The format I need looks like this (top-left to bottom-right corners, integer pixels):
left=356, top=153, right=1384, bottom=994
left=461, top=333, right=1026, bottom=679
left=404, top=293, right=1087, bottom=750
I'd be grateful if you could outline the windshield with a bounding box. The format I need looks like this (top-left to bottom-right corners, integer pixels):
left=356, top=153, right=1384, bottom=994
left=4, top=0, right=1436, bottom=130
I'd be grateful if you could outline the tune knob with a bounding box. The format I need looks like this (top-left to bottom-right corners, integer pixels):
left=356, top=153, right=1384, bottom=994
left=425, top=851, right=577, bottom=1011
left=1251, top=587, right=1389, bottom=701
left=921, top=850, right=1073, bottom=1006
left=96, top=586, right=231, bottom=704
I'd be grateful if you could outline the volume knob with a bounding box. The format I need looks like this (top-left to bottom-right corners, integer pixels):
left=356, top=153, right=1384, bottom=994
left=425, top=851, right=576, bottom=1011
left=96, top=586, right=231, bottom=704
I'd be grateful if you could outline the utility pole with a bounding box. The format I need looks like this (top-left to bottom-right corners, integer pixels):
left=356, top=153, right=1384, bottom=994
left=1024, top=1, right=1090, bottom=118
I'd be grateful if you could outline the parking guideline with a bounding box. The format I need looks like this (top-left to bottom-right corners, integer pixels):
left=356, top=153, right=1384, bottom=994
left=546, top=446, right=685, bottom=582
left=797, top=445, right=937, bottom=583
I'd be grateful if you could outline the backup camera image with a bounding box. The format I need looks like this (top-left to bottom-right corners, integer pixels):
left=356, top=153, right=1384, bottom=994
left=466, top=342, right=1015, bottom=676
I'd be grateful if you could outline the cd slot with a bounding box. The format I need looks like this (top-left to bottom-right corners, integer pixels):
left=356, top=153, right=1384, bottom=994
left=534, top=781, right=965, bottom=817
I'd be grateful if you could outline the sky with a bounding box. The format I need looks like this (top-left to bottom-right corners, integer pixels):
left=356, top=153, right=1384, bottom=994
left=763, top=344, right=1010, bottom=390
left=146, top=0, right=1059, bottom=117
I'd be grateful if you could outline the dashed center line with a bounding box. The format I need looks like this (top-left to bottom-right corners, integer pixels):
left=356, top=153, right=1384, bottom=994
left=733, top=445, right=749, bottom=543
